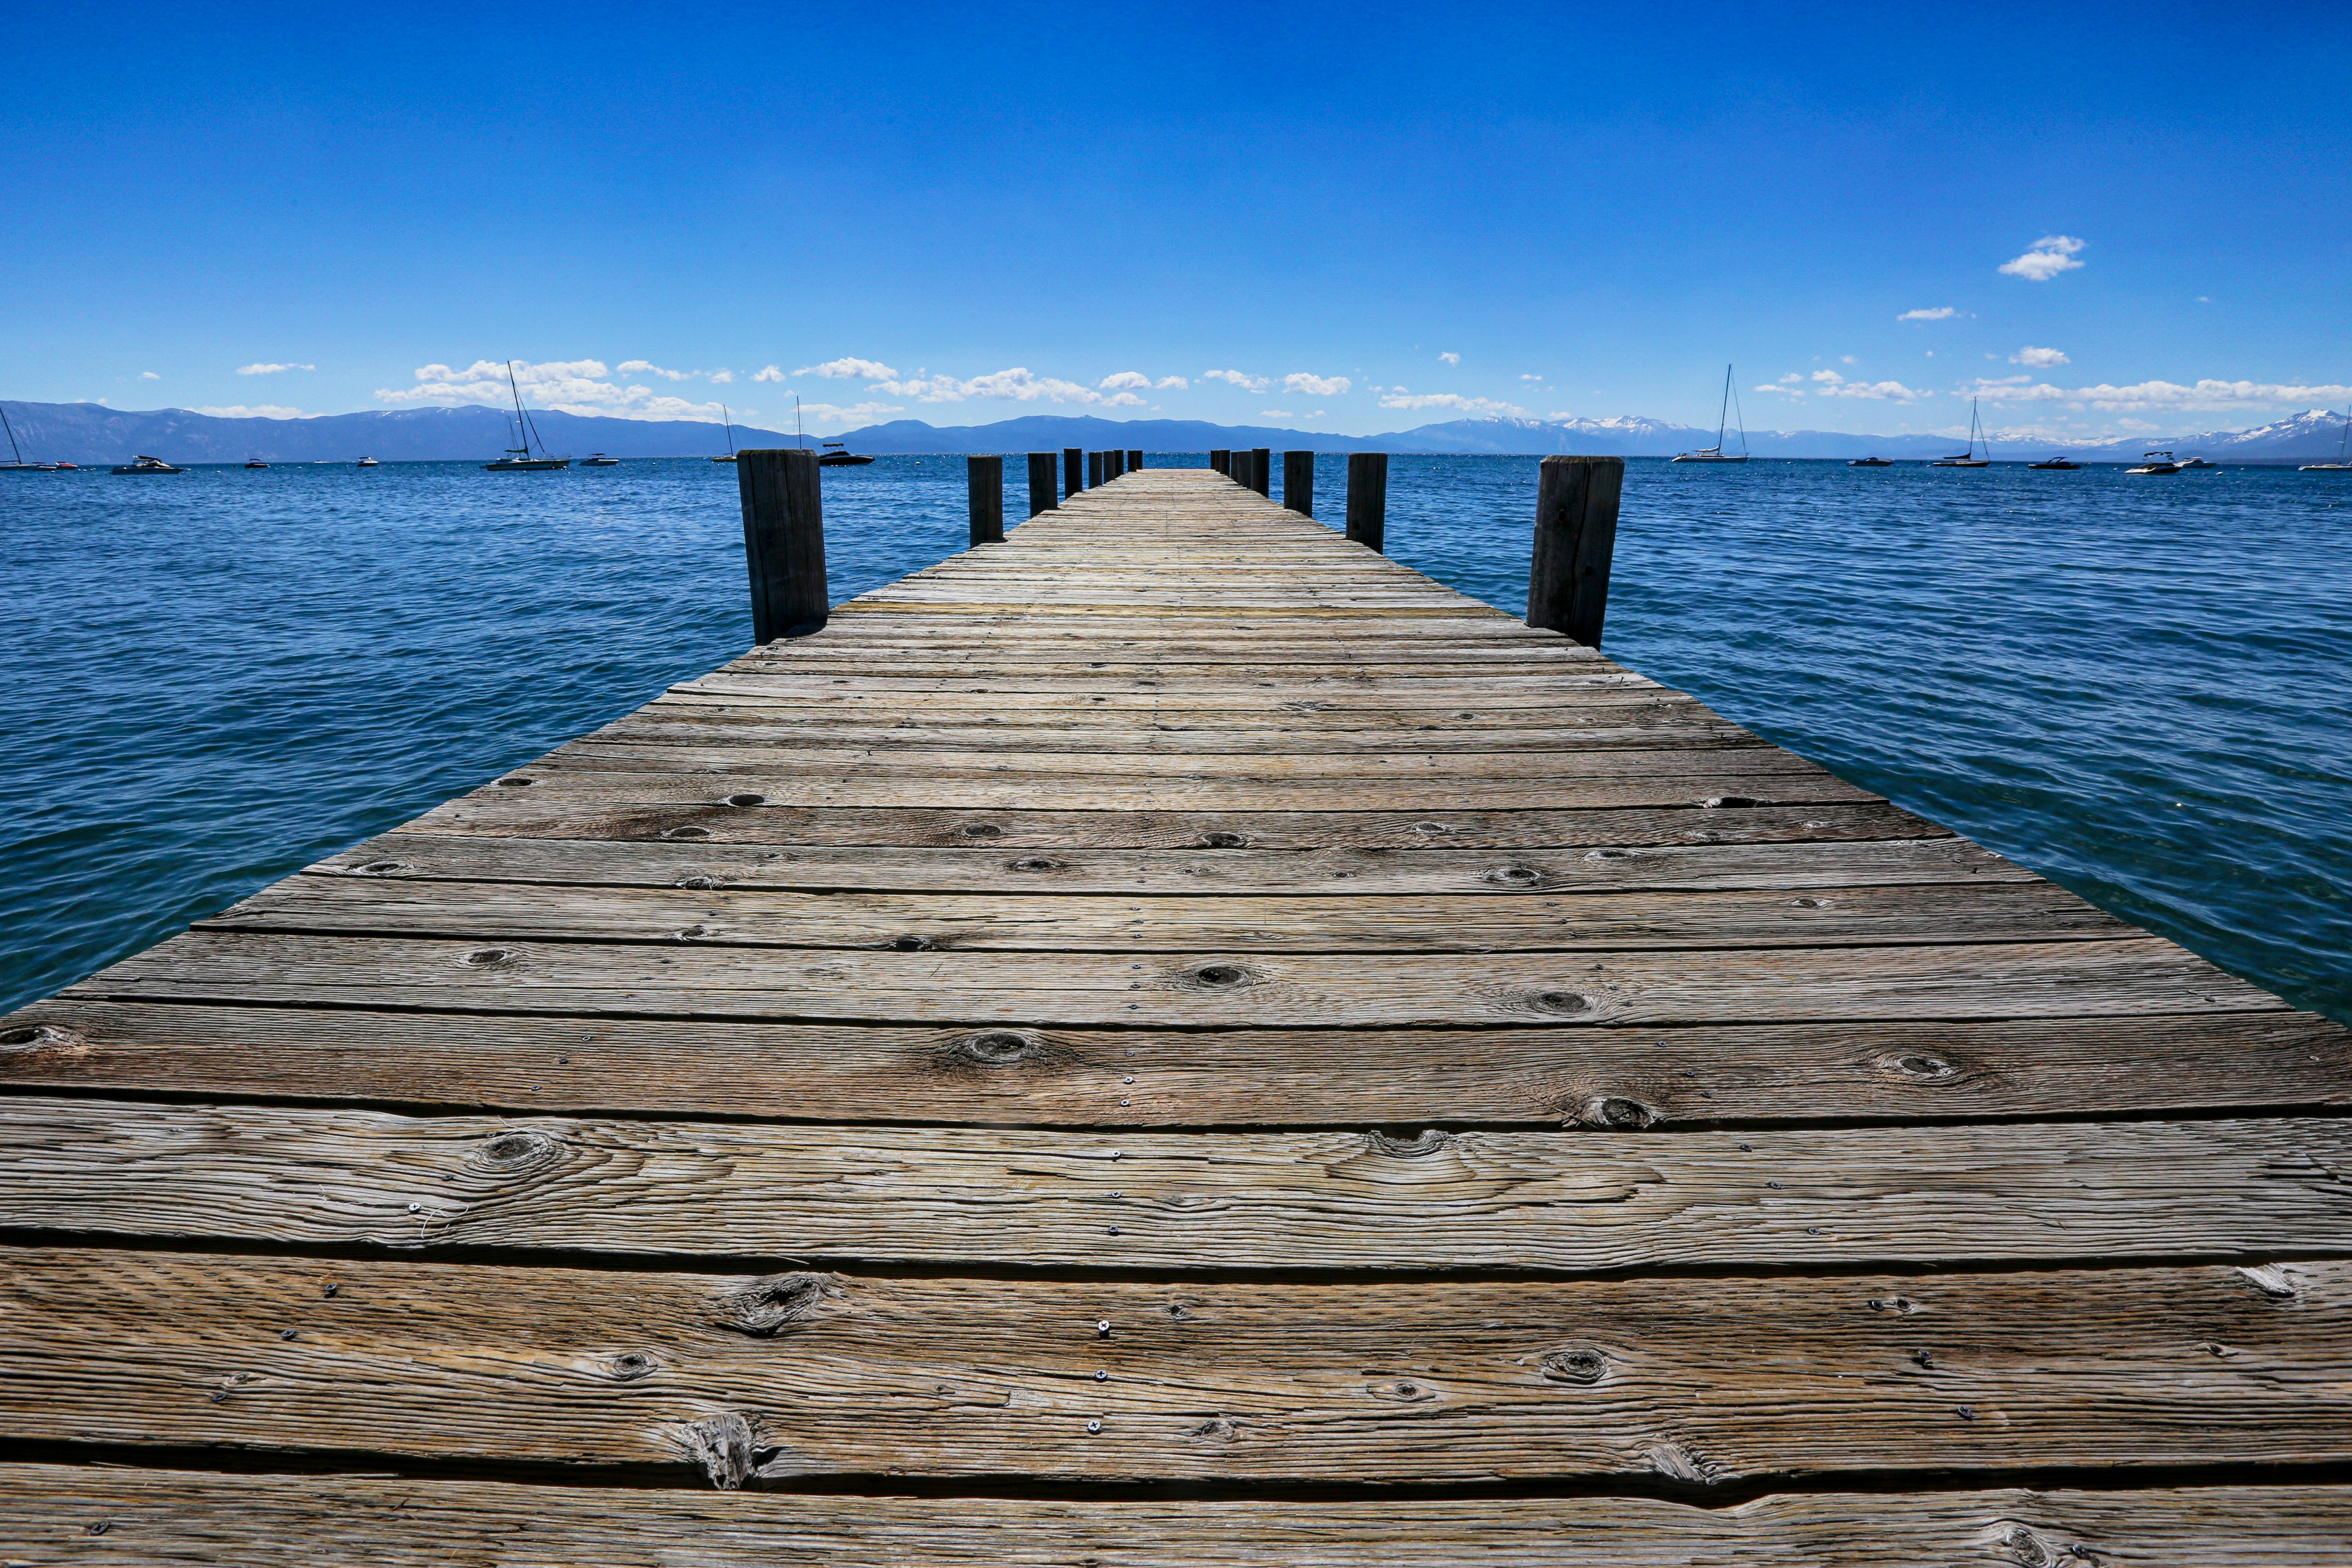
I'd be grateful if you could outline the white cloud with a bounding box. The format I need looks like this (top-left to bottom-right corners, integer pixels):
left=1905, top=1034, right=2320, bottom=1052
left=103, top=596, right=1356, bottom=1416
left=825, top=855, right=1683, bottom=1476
left=796, top=356, right=900, bottom=381
left=1283, top=372, right=1351, bottom=396
left=1376, top=390, right=1528, bottom=417
left=1155, top=375, right=1187, bottom=389
left=375, top=358, right=730, bottom=421
left=753, top=366, right=786, bottom=382
left=1898, top=307, right=1958, bottom=321
left=236, top=363, right=314, bottom=375
left=2013, top=346, right=2070, bottom=367
left=1438, top=351, right=1460, bottom=365
left=1967, top=376, right=2352, bottom=412
left=793, top=401, right=903, bottom=425
left=192, top=404, right=315, bottom=418
left=1098, top=371, right=1152, bottom=390
left=139, top=371, right=160, bottom=380
left=1519, top=373, right=1543, bottom=381
left=1998, top=234, right=2087, bottom=281
left=1794, top=370, right=1929, bottom=401
left=1840, top=355, right=1858, bottom=365
left=617, top=360, right=690, bottom=381
left=1202, top=368, right=1270, bottom=393
left=708, top=369, right=734, bottom=384
left=1261, top=409, right=1294, bottom=419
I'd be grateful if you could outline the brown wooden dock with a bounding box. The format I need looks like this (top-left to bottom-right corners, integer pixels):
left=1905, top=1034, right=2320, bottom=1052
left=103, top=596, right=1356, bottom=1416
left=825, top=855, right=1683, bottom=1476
left=4, top=463, right=2350, bottom=1562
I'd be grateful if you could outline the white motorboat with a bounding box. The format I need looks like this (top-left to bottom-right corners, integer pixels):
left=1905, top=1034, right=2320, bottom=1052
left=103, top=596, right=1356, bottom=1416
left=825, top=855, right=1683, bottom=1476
left=2125, top=450, right=2182, bottom=475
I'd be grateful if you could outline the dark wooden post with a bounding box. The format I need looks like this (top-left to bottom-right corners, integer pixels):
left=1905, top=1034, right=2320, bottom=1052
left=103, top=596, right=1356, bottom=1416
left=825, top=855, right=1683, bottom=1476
left=967, top=454, right=1003, bottom=546
left=1249, top=447, right=1271, bottom=496
left=1027, top=451, right=1058, bottom=516
left=1106, top=450, right=1123, bottom=480
left=1210, top=448, right=1231, bottom=475
left=1127, top=448, right=1143, bottom=470
left=737, top=448, right=827, bottom=642
left=1283, top=450, right=1314, bottom=516
left=1064, top=447, right=1082, bottom=499
left=1345, top=452, right=1388, bottom=553
left=1527, top=455, right=1624, bottom=648
left=1087, top=451, right=1103, bottom=488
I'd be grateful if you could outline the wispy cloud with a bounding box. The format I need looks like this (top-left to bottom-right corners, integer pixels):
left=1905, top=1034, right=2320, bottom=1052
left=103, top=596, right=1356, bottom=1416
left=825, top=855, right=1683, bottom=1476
left=753, top=366, right=786, bottom=382
left=1283, top=372, right=1351, bottom=396
left=617, top=360, right=693, bottom=381
left=1261, top=409, right=1294, bottom=419
left=708, top=369, right=733, bottom=385
left=1898, top=307, right=1959, bottom=321
left=1758, top=371, right=1928, bottom=402
left=1519, top=373, right=1543, bottom=382
left=2013, top=346, right=2070, bottom=367
left=1099, top=371, right=1152, bottom=391
left=139, top=371, right=160, bottom=380
left=375, top=359, right=729, bottom=420
left=794, top=401, right=903, bottom=425
left=796, top=357, right=900, bottom=381
left=1438, top=351, right=1460, bottom=365
left=1155, top=375, right=1188, bottom=389
left=1377, top=390, right=1528, bottom=417
left=1202, top=368, right=1270, bottom=393
left=192, top=404, right=315, bottom=418
left=1967, top=375, right=2352, bottom=412
left=237, top=363, right=314, bottom=375
left=1998, top=234, right=2087, bottom=281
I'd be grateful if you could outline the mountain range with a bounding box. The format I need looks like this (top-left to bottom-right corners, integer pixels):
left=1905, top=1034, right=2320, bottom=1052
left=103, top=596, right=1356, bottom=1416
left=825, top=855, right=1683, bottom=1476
left=4, top=399, right=2348, bottom=466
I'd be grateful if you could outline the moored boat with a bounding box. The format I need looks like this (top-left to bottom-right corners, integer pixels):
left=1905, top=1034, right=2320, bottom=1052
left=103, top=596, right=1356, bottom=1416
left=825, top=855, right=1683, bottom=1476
left=1930, top=400, right=1992, bottom=466
left=2028, top=456, right=2079, bottom=470
left=243, top=457, right=269, bottom=470
left=818, top=441, right=876, bottom=466
left=0, top=403, right=65, bottom=471
left=484, top=361, right=570, bottom=471
left=110, top=455, right=185, bottom=474
left=2125, top=450, right=2182, bottom=475
left=2301, top=408, right=2352, bottom=470
left=356, top=456, right=379, bottom=467
left=2177, top=457, right=2216, bottom=469
left=1671, top=365, right=1751, bottom=461
left=581, top=452, right=619, bottom=466
left=1847, top=456, right=1891, bottom=467
left=712, top=406, right=739, bottom=462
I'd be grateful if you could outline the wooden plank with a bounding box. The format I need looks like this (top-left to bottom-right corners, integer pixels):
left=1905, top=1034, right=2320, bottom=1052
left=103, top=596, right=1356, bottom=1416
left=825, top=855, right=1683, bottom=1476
left=202, top=875, right=2126, bottom=954
left=3, top=1100, right=2345, bottom=1268
left=7, top=998, right=2345, bottom=1127
left=71, top=930, right=2277, bottom=1026
left=6, top=1248, right=2352, bottom=1483
left=593, top=714, right=1764, bottom=755
left=7, top=1466, right=2351, bottom=1566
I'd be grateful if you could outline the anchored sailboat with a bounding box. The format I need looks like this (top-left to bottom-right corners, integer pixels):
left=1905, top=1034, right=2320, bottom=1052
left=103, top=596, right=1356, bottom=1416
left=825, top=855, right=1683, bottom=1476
left=0, top=403, right=65, bottom=472
left=712, top=405, right=739, bottom=463
left=2301, top=408, right=2352, bottom=471
left=485, top=361, right=569, bottom=470
left=1672, top=365, right=1750, bottom=462
left=1930, top=400, right=1992, bottom=467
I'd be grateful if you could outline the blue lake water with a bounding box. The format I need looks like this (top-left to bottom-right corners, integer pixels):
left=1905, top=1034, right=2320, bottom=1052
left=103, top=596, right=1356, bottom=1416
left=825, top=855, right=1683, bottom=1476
left=2, top=454, right=2345, bottom=1021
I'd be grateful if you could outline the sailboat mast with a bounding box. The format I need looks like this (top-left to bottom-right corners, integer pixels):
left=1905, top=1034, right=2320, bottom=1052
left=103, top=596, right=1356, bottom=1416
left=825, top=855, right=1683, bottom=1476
left=1716, top=364, right=1731, bottom=450
left=0, top=403, right=22, bottom=465
left=722, top=404, right=735, bottom=456
left=506, top=361, right=534, bottom=456
left=795, top=395, right=804, bottom=449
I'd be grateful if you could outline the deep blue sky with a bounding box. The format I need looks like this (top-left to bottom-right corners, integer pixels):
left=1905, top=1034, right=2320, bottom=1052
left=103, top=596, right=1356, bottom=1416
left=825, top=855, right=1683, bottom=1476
left=7, top=1, right=2347, bottom=438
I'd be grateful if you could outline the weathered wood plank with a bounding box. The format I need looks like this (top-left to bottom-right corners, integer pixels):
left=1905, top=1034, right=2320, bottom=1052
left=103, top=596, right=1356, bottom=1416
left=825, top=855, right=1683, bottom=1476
left=5, top=1249, right=2351, bottom=1484
left=14, top=1000, right=2343, bottom=1126
left=4, top=1100, right=2346, bottom=1268
left=7, top=1465, right=2350, bottom=1567
left=71, top=930, right=2277, bottom=1026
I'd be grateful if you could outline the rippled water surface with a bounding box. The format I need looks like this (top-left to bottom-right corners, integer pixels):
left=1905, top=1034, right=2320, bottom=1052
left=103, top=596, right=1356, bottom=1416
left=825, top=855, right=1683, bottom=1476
left=2, top=454, right=2345, bottom=1019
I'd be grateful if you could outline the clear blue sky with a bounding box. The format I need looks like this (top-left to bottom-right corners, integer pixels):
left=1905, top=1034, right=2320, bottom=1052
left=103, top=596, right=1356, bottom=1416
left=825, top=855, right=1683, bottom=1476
left=7, top=0, right=2346, bottom=439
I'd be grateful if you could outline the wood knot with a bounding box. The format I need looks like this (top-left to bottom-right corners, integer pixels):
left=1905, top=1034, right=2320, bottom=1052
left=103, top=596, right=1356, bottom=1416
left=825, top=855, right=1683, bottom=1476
left=602, top=1351, right=660, bottom=1382
left=712, top=1272, right=837, bottom=1336
left=943, top=1029, right=1053, bottom=1069
left=1581, top=847, right=1633, bottom=861
left=1702, top=795, right=1762, bottom=809
left=1528, top=990, right=1595, bottom=1017
left=458, top=947, right=521, bottom=969
left=1586, top=1096, right=1657, bottom=1129
left=1184, top=962, right=1255, bottom=989
left=957, top=823, right=1004, bottom=839
left=495, top=776, right=536, bottom=788
left=1007, top=856, right=1067, bottom=873
left=669, top=924, right=713, bottom=941
left=0, top=1022, right=82, bottom=1056
left=1365, top=1378, right=1436, bottom=1403
left=1999, top=1526, right=2054, bottom=1567
left=345, top=859, right=413, bottom=877
left=2235, top=1263, right=2299, bottom=1299
left=1365, top=1129, right=1454, bottom=1158
left=1197, top=831, right=1250, bottom=848
left=1186, top=1415, right=1238, bottom=1441
left=1537, top=1347, right=1610, bottom=1385
left=471, top=1129, right=561, bottom=1171
left=663, top=826, right=714, bottom=840
left=673, top=875, right=728, bottom=890
left=1481, top=862, right=1546, bottom=887
left=883, top=934, right=940, bottom=952
left=673, top=1411, right=761, bottom=1489
left=724, top=792, right=766, bottom=807
left=1881, top=1051, right=1962, bottom=1080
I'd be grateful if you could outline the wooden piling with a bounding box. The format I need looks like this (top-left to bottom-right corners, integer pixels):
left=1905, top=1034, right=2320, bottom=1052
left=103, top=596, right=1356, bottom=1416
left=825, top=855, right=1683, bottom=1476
left=1127, top=448, right=1143, bottom=470
left=1526, top=454, right=1624, bottom=648
left=1249, top=447, right=1272, bottom=496
left=1283, top=450, right=1314, bottom=517
left=1345, top=451, right=1388, bottom=553
left=1063, top=447, right=1082, bottom=499
left=1210, top=448, right=1231, bottom=476
left=1087, top=452, right=1103, bottom=488
left=1027, top=452, right=1058, bottom=516
left=735, top=448, right=828, bottom=642
left=966, top=454, right=1004, bottom=546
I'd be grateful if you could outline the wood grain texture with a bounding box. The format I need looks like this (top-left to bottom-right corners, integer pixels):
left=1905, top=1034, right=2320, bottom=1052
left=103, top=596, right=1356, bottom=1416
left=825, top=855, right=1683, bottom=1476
left=4, top=1099, right=2347, bottom=1269
left=6, top=1248, right=2352, bottom=1483
left=6, top=1466, right=2350, bottom=1566
left=11, top=1000, right=2345, bottom=1127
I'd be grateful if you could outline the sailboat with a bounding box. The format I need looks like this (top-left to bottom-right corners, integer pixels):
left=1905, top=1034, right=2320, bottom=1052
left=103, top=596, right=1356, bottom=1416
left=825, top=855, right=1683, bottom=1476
left=484, top=361, right=570, bottom=470
left=2301, top=408, right=2352, bottom=471
left=712, top=405, right=739, bottom=463
left=1929, top=401, right=1993, bottom=467
left=0, top=403, right=65, bottom=472
left=1672, top=365, right=1751, bottom=462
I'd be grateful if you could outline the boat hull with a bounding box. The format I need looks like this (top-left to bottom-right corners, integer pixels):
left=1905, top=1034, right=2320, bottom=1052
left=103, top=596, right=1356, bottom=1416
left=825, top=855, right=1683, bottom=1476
left=1670, top=454, right=1748, bottom=463
left=484, top=459, right=570, bottom=471
left=819, top=454, right=877, bottom=466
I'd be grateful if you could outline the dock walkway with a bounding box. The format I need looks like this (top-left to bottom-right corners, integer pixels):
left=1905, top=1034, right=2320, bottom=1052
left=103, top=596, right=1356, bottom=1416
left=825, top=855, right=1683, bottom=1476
left=4, top=466, right=2350, bottom=1561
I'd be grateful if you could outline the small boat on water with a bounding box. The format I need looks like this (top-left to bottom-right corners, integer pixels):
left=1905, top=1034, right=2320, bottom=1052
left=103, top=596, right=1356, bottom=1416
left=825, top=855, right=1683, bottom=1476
left=1672, top=365, right=1751, bottom=461
left=356, top=456, right=379, bottom=467
left=111, top=455, right=185, bottom=474
left=2126, top=450, right=2182, bottom=475
left=0, top=403, right=66, bottom=471
left=581, top=452, right=619, bottom=466
left=818, top=441, right=875, bottom=466
left=244, top=457, right=269, bottom=469
left=2177, top=457, right=2216, bottom=469
left=2301, top=408, right=2352, bottom=470
left=1847, top=456, right=1891, bottom=468
left=2028, top=456, right=2079, bottom=470
left=485, top=361, right=571, bottom=471
left=1930, top=400, right=1992, bottom=466
left=711, top=406, right=738, bottom=463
